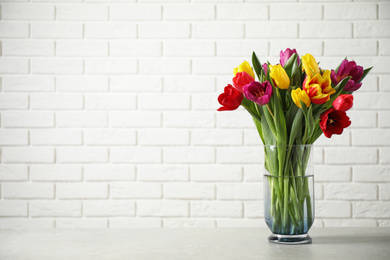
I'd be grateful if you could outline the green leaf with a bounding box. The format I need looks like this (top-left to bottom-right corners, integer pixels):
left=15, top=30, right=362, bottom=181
left=288, top=109, right=303, bottom=145
left=357, top=66, right=373, bottom=83
left=252, top=52, right=265, bottom=81
left=241, top=98, right=262, bottom=123
left=283, top=53, right=297, bottom=78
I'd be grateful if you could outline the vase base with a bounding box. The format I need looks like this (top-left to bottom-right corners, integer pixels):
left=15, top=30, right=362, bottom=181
left=268, top=233, right=312, bottom=245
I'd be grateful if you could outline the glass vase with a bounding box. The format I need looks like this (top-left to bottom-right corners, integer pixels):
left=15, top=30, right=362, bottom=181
left=263, top=145, right=314, bottom=244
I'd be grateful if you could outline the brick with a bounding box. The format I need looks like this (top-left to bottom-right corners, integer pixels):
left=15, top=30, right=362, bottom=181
left=243, top=165, right=262, bottom=182
left=379, top=220, right=390, bottom=227
left=379, top=39, right=390, bottom=56
left=352, top=129, right=390, bottom=146
left=110, top=4, right=161, bottom=20
left=111, top=183, right=161, bottom=198
left=85, top=58, right=137, bottom=74
left=193, top=22, right=243, bottom=38
left=138, top=129, right=189, bottom=146
left=30, top=130, right=81, bottom=145
left=192, top=93, right=219, bottom=110
left=164, top=4, right=214, bottom=20
left=57, top=183, right=108, bottom=199
left=353, top=202, right=390, bottom=218
left=2, top=40, right=55, bottom=56
left=300, top=22, right=352, bottom=38
left=56, top=219, right=107, bottom=229
left=57, top=5, right=108, bottom=20
left=163, top=219, right=215, bottom=228
left=85, top=94, right=136, bottom=109
left=217, top=219, right=265, bottom=228
left=380, top=75, right=390, bottom=91
left=57, top=76, right=108, bottom=92
left=138, top=22, right=190, bottom=39
left=84, top=165, right=135, bottom=181
left=164, top=76, right=214, bottom=92
left=354, top=93, right=390, bottom=110
left=380, top=184, right=390, bottom=200
left=0, top=165, right=28, bottom=181
left=353, top=166, right=390, bottom=182
left=32, top=22, right=83, bottom=38
left=56, top=111, right=108, bottom=127
left=0, top=22, right=29, bottom=38
left=0, top=201, right=28, bottom=217
left=217, top=4, right=267, bottom=20
left=2, top=4, right=55, bottom=20
left=192, top=57, right=236, bottom=75
left=218, top=183, right=262, bottom=200
left=30, top=94, right=83, bottom=109
left=191, top=201, right=242, bottom=217
left=163, top=147, right=214, bottom=163
left=315, top=130, right=351, bottom=146
left=324, top=3, right=377, bottom=20
left=348, top=111, right=377, bottom=128
left=216, top=110, right=254, bottom=128
left=30, top=165, right=82, bottom=181
left=2, top=147, right=54, bottom=163
left=2, top=76, right=55, bottom=92
left=138, top=165, right=189, bottom=182
left=315, top=165, right=351, bottom=182
left=379, top=112, right=390, bottom=127
left=164, top=183, right=214, bottom=199
left=325, top=39, right=377, bottom=56
left=57, top=147, right=108, bottom=163
left=137, top=200, right=188, bottom=217
left=110, top=40, right=161, bottom=57
left=110, top=76, right=162, bottom=92
left=85, top=23, right=136, bottom=39
left=30, top=201, right=81, bottom=217
left=270, top=4, right=322, bottom=20
left=246, top=22, right=298, bottom=38
left=324, top=219, right=377, bottom=227
left=316, top=201, right=351, bottom=218
left=379, top=148, right=390, bottom=164
left=163, top=111, right=215, bottom=128
left=138, top=93, right=190, bottom=110
left=217, top=40, right=268, bottom=57
left=164, top=40, right=214, bottom=57
left=57, top=41, right=108, bottom=57
left=379, top=3, right=390, bottom=19
left=139, top=58, right=190, bottom=74
left=3, top=183, right=54, bottom=199
left=111, top=218, right=161, bottom=228
left=85, top=201, right=135, bottom=217
left=84, top=129, right=136, bottom=145
left=324, top=183, right=377, bottom=200
left=31, top=58, right=83, bottom=74
left=0, top=129, right=28, bottom=145
left=324, top=147, right=377, bottom=164
left=0, top=58, right=29, bottom=74
left=245, top=201, right=263, bottom=218
left=355, top=21, right=390, bottom=38
left=355, top=57, right=390, bottom=74
left=191, top=165, right=242, bottom=182
left=110, top=111, right=161, bottom=128
left=191, top=129, right=242, bottom=146
left=244, top=129, right=263, bottom=146
left=217, top=147, right=263, bottom=164
left=110, top=147, right=162, bottom=163
left=0, top=219, right=54, bottom=229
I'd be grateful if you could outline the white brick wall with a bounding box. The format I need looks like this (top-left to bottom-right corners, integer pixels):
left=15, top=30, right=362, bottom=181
left=0, top=0, right=389, bottom=229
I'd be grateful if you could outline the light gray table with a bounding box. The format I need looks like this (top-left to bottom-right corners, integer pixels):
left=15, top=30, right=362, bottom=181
left=1, top=228, right=389, bottom=260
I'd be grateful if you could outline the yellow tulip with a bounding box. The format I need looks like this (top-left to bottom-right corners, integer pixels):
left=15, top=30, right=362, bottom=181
left=270, top=64, right=290, bottom=89
left=303, top=70, right=335, bottom=104
left=302, top=54, right=320, bottom=77
left=233, top=61, right=255, bottom=79
left=292, top=88, right=311, bottom=108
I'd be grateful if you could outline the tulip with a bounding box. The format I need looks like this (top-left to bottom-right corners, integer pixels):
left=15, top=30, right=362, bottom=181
left=331, top=59, right=363, bottom=92
left=303, top=70, right=335, bottom=104
left=232, top=71, right=254, bottom=93
left=291, top=88, right=311, bottom=108
left=270, top=64, right=290, bottom=89
left=302, top=53, right=320, bottom=78
left=243, top=81, right=273, bottom=106
left=262, top=63, right=268, bottom=75
left=320, top=108, right=351, bottom=138
left=333, top=94, right=353, bottom=112
left=233, top=61, right=255, bottom=79
left=280, top=48, right=301, bottom=67
left=217, top=84, right=244, bottom=111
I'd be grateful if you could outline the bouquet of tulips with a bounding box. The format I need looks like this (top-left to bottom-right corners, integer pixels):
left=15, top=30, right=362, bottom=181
left=217, top=49, right=372, bottom=235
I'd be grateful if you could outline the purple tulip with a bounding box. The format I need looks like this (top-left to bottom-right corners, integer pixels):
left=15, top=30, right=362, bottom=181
left=331, top=59, right=363, bottom=92
left=280, top=48, right=301, bottom=67
left=262, top=63, right=268, bottom=75
left=243, top=81, right=273, bottom=106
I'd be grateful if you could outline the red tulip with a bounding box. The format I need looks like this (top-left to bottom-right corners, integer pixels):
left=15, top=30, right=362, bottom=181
left=217, top=84, right=244, bottom=111
left=232, top=71, right=254, bottom=93
left=333, top=94, right=353, bottom=112
left=320, top=108, right=351, bottom=138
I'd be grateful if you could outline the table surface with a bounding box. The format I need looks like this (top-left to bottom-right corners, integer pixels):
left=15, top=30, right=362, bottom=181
left=1, top=228, right=390, bottom=260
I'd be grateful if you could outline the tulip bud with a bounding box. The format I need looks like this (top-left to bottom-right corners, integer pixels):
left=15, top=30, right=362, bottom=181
left=233, top=61, right=255, bottom=79
left=333, top=94, right=353, bottom=112
left=280, top=48, right=301, bottom=67
left=291, top=88, right=311, bottom=109
left=302, top=54, right=320, bottom=78
left=270, top=64, right=290, bottom=89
